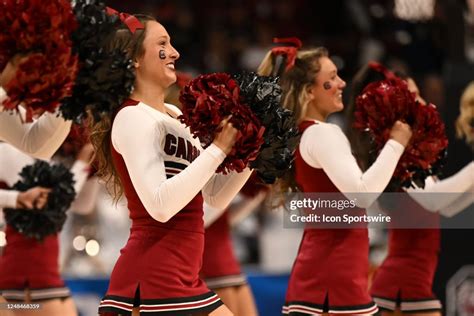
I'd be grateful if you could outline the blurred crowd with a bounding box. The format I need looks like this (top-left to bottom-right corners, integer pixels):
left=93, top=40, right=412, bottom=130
left=106, top=0, right=472, bottom=106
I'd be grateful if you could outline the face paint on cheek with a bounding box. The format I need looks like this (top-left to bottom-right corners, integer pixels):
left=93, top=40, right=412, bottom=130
left=323, top=82, right=332, bottom=90
left=159, top=50, right=166, bottom=59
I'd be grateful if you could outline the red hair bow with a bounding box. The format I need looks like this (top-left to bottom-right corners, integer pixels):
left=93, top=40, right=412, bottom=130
left=271, top=37, right=303, bottom=71
left=106, top=7, right=144, bottom=34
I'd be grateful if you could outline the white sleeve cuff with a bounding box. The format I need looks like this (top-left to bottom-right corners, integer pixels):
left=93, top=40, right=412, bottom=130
left=205, top=143, right=227, bottom=162
left=386, top=139, right=406, bottom=153
left=0, top=190, right=19, bottom=209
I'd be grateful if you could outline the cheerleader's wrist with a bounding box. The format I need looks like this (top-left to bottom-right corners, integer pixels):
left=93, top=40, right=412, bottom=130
left=206, top=143, right=227, bottom=162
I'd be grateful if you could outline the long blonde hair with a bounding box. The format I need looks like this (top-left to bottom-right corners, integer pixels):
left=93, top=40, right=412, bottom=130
left=258, top=47, right=328, bottom=197
left=456, top=81, right=474, bottom=145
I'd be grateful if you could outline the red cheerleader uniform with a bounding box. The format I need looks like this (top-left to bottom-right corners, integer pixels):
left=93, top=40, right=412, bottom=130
left=283, top=120, right=405, bottom=315
left=370, top=162, right=474, bottom=314
left=201, top=212, right=246, bottom=289
left=0, top=143, right=82, bottom=302
left=201, top=175, right=266, bottom=289
left=371, top=228, right=441, bottom=313
left=371, top=193, right=442, bottom=312
left=98, top=100, right=251, bottom=315
left=0, top=226, right=70, bottom=301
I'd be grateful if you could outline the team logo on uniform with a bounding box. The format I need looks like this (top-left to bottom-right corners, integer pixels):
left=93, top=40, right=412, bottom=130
left=164, top=134, right=200, bottom=163
left=163, top=134, right=201, bottom=179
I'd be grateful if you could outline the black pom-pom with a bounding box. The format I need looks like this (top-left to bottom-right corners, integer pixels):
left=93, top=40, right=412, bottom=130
left=232, top=72, right=300, bottom=184
left=3, top=161, right=76, bottom=240
left=60, top=0, right=135, bottom=122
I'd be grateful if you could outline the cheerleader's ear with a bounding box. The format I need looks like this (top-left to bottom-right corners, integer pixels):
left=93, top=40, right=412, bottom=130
left=306, top=85, right=315, bottom=100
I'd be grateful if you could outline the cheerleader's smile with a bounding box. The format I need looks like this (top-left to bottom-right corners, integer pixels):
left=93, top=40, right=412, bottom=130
left=308, top=56, right=346, bottom=119
left=135, top=21, right=180, bottom=89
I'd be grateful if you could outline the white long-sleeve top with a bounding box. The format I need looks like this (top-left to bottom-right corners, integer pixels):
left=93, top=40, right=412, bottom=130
left=0, top=142, right=35, bottom=209
left=441, top=184, right=473, bottom=217
left=111, top=102, right=252, bottom=223
left=0, top=189, right=18, bottom=208
left=299, top=120, right=405, bottom=207
left=407, top=162, right=474, bottom=216
left=0, top=87, right=71, bottom=160
left=0, top=142, right=90, bottom=208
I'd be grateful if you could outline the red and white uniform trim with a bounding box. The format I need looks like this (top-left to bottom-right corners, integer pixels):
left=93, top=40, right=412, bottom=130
left=282, top=302, right=379, bottom=315
left=99, top=292, right=222, bottom=315
left=1, top=287, right=71, bottom=302
left=373, top=296, right=442, bottom=313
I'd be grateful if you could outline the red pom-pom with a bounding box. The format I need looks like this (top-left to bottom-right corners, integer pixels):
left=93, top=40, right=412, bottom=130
left=179, top=73, right=265, bottom=174
left=0, top=0, right=78, bottom=121
left=354, top=77, right=448, bottom=187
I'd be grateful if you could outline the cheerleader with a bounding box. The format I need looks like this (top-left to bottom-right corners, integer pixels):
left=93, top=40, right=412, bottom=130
left=201, top=175, right=267, bottom=316
left=0, top=141, right=93, bottom=316
left=93, top=13, right=252, bottom=316
left=258, top=47, right=412, bottom=315
left=346, top=70, right=474, bottom=315
left=0, top=57, right=71, bottom=160
left=369, top=163, right=473, bottom=316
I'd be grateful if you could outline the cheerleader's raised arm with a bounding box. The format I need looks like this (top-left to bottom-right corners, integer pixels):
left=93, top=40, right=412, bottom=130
left=300, top=121, right=407, bottom=207
left=0, top=87, right=71, bottom=160
left=407, top=162, right=474, bottom=215
left=112, top=103, right=248, bottom=223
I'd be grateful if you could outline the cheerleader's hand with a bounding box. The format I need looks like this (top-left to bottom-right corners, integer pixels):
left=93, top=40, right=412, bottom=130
left=389, top=120, right=413, bottom=148
left=213, top=117, right=239, bottom=155
left=16, top=187, right=51, bottom=209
